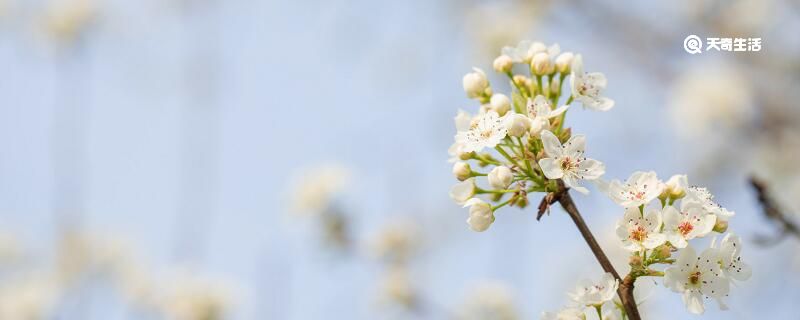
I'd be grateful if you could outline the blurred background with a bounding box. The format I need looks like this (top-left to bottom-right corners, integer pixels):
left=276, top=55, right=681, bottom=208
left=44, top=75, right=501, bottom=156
left=1, top=0, right=799, bottom=319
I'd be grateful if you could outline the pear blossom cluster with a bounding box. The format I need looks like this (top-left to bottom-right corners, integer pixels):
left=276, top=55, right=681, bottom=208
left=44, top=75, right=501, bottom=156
left=449, top=40, right=752, bottom=318
left=450, top=40, right=613, bottom=232
left=599, top=171, right=750, bottom=315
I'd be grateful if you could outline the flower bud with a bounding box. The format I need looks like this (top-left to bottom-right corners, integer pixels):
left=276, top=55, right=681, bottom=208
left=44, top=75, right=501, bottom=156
left=531, top=52, right=552, bottom=76
left=555, top=52, right=574, bottom=74
left=452, top=162, right=471, bottom=181
left=505, top=113, right=531, bottom=137
left=464, top=198, right=494, bottom=232
left=526, top=41, right=547, bottom=62
left=653, top=244, right=672, bottom=260
left=713, top=220, right=728, bottom=233
left=489, top=94, right=511, bottom=116
left=462, top=68, right=489, bottom=99
left=459, top=151, right=474, bottom=161
left=629, top=255, right=643, bottom=267
left=662, top=174, right=688, bottom=200
left=488, top=166, right=513, bottom=189
left=493, top=55, right=513, bottom=73
left=549, top=77, right=560, bottom=96
left=514, top=195, right=529, bottom=208
left=512, top=75, right=528, bottom=88
left=449, top=178, right=476, bottom=205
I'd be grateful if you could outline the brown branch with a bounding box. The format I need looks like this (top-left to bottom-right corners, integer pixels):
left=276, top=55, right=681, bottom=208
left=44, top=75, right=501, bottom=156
left=547, top=180, right=641, bottom=320
left=749, top=176, right=800, bottom=240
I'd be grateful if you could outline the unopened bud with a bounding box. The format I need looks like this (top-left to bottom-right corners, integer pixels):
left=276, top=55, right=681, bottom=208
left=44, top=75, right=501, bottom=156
left=555, top=52, right=574, bottom=74
left=462, top=68, right=490, bottom=99
left=493, top=55, right=513, bottom=73
left=713, top=220, right=728, bottom=233
left=505, top=113, right=531, bottom=137
left=531, top=52, right=552, bottom=76
left=629, top=255, right=643, bottom=267
left=452, top=162, right=471, bottom=181
left=488, top=166, right=513, bottom=189
left=490, top=94, right=511, bottom=116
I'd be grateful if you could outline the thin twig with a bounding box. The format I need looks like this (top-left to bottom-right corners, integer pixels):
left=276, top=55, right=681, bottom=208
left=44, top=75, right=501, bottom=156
left=542, top=180, right=642, bottom=320
left=749, top=176, right=800, bottom=241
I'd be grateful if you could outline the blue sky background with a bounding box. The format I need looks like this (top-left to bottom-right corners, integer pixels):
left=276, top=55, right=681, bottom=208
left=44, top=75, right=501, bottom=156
left=1, top=0, right=799, bottom=319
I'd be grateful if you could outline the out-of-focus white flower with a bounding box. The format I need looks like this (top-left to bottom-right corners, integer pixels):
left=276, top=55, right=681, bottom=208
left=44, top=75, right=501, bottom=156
left=160, top=274, right=234, bottom=320
left=453, top=162, right=472, bottom=181
left=662, top=202, right=716, bottom=248
left=463, top=68, right=491, bottom=99
left=464, top=198, right=495, bottom=232
left=504, top=112, right=531, bottom=137
left=685, top=186, right=735, bottom=221
left=555, top=52, right=574, bottom=74
left=450, top=178, right=476, bottom=205
left=570, top=55, right=614, bottom=111
left=713, top=233, right=751, bottom=281
left=668, top=63, right=753, bottom=138
left=490, top=93, right=511, bottom=116
left=538, top=130, right=605, bottom=194
left=0, top=273, right=60, bottom=320
left=526, top=95, right=568, bottom=137
left=493, top=55, right=513, bottom=73
left=568, top=272, right=619, bottom=307
left=369, top=220, right=419, bottom=264
left=289, top=165, right=350, bottom=215
left=664, top=247, right=729, bottom=315
left=501, top=40, right=559, bottom=64
left=378, top=267, right=415, bottom=308
left=458, top=281, right=519, bottom=320
left=42, top=0, right=96, bottom=44
left=616, top=207, right=665, bottom=251
left=662, top=174, right=688, bottom=199
left=450, top=109, right=478, bottom=162
left=488, top=166, right=513, bottom=189
left=455, top=111, right=508, bottom=153
left=599, top=171, right=663, bottom=208
left=540, top=306, right=585, bottom=320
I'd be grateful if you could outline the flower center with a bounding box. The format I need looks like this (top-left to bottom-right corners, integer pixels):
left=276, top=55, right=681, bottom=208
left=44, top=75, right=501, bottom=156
left=560, top=157, right=576, bottom=171
left=480, top=130, right=493, bottom=139
left=689, top=271, right=701, bottom=285
left=629, top=226, right=647, bottom=242
left=678, top=221, right=694, bottom=236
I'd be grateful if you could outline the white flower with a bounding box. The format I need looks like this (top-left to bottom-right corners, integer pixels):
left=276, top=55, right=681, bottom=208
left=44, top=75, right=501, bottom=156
left=662, top=202, right=716, bottom=248
left=615, top=207, right=665, bottom=251
left=490, top=93, right=511, bottom=116
left=568, top=273, right=619, bottom=306
left=488, top=166, right=514, bottom=189
left=600, top=171, right=664, bottom=208
left=663, top=174, right=688, bottom=199
left=464, top=198, right=495, bottom=232
left=505, top=112, right=531, bottom=137
left=449, top=109, right=477, bottom=162
left=664, top=246, right=729, bottom=315
left=493, top=54, right=513, bottom=73
left=540, top=307, right=584, bottom=320
left=570, top=55, right=614, bottom=111
left=289, top=166, right=350, bottom=214
left=453, top=162, right=472, bottom=181
left=458, top=282, right=519, bottom=320
left=527, top=96, right=568, bottom=137
left=555, top=52, right=574, bottom=74
left=685, top=187, right=735, bottom=221
left=463, top=68, right=490, bottom=99
left=714, top=233, right=751, bottom=281
left=450, top=178, right=477, bottom=205
left=455, top=111, right=508, bottom=153
left=538, top=130, right=605, bottom=194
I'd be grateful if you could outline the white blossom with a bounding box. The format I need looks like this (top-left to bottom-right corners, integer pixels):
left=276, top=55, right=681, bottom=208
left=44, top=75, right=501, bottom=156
left=555, top=52, right=574, bottom=74
left=600, top=171, right=663, bottom=208
left=505, top=112, right=531, bottom=137
left=570, top=55, right=614, bottom=111
left=664, top=247, right=729, bottom=315
left=464, top=198, right=495, bottom=232
left=289, top=165, right=350, bottom=215
left=450, top=178, right=476, bottom=205
left=463, top=68, right=491, bottom=99
left=663, top=174, right=688, bottom=199
left=662, top=202, right=716, bottom=248
left=685, top=186, right=735, bottom=221
left=531, top=52, right=552, bottom=75
left=527, top=95, right=568, bottom=137
left=615, top=207, right=665, bottom=251
left=568, top=272, right=619, bottom=306
left=714, top=233, right=751, bottom=281
left=449, top=109, right=477, bottom=162
left=455, top=111, right=508, bottom=153
left=488, top=166, right=513, bottom=189
left=493, top=55, right=514, bottom=73
left=538, top=130, right=605, bottom=194
left=501, top=40, right=559, bottom=64
left=458, top=282, right=519, bottom=320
